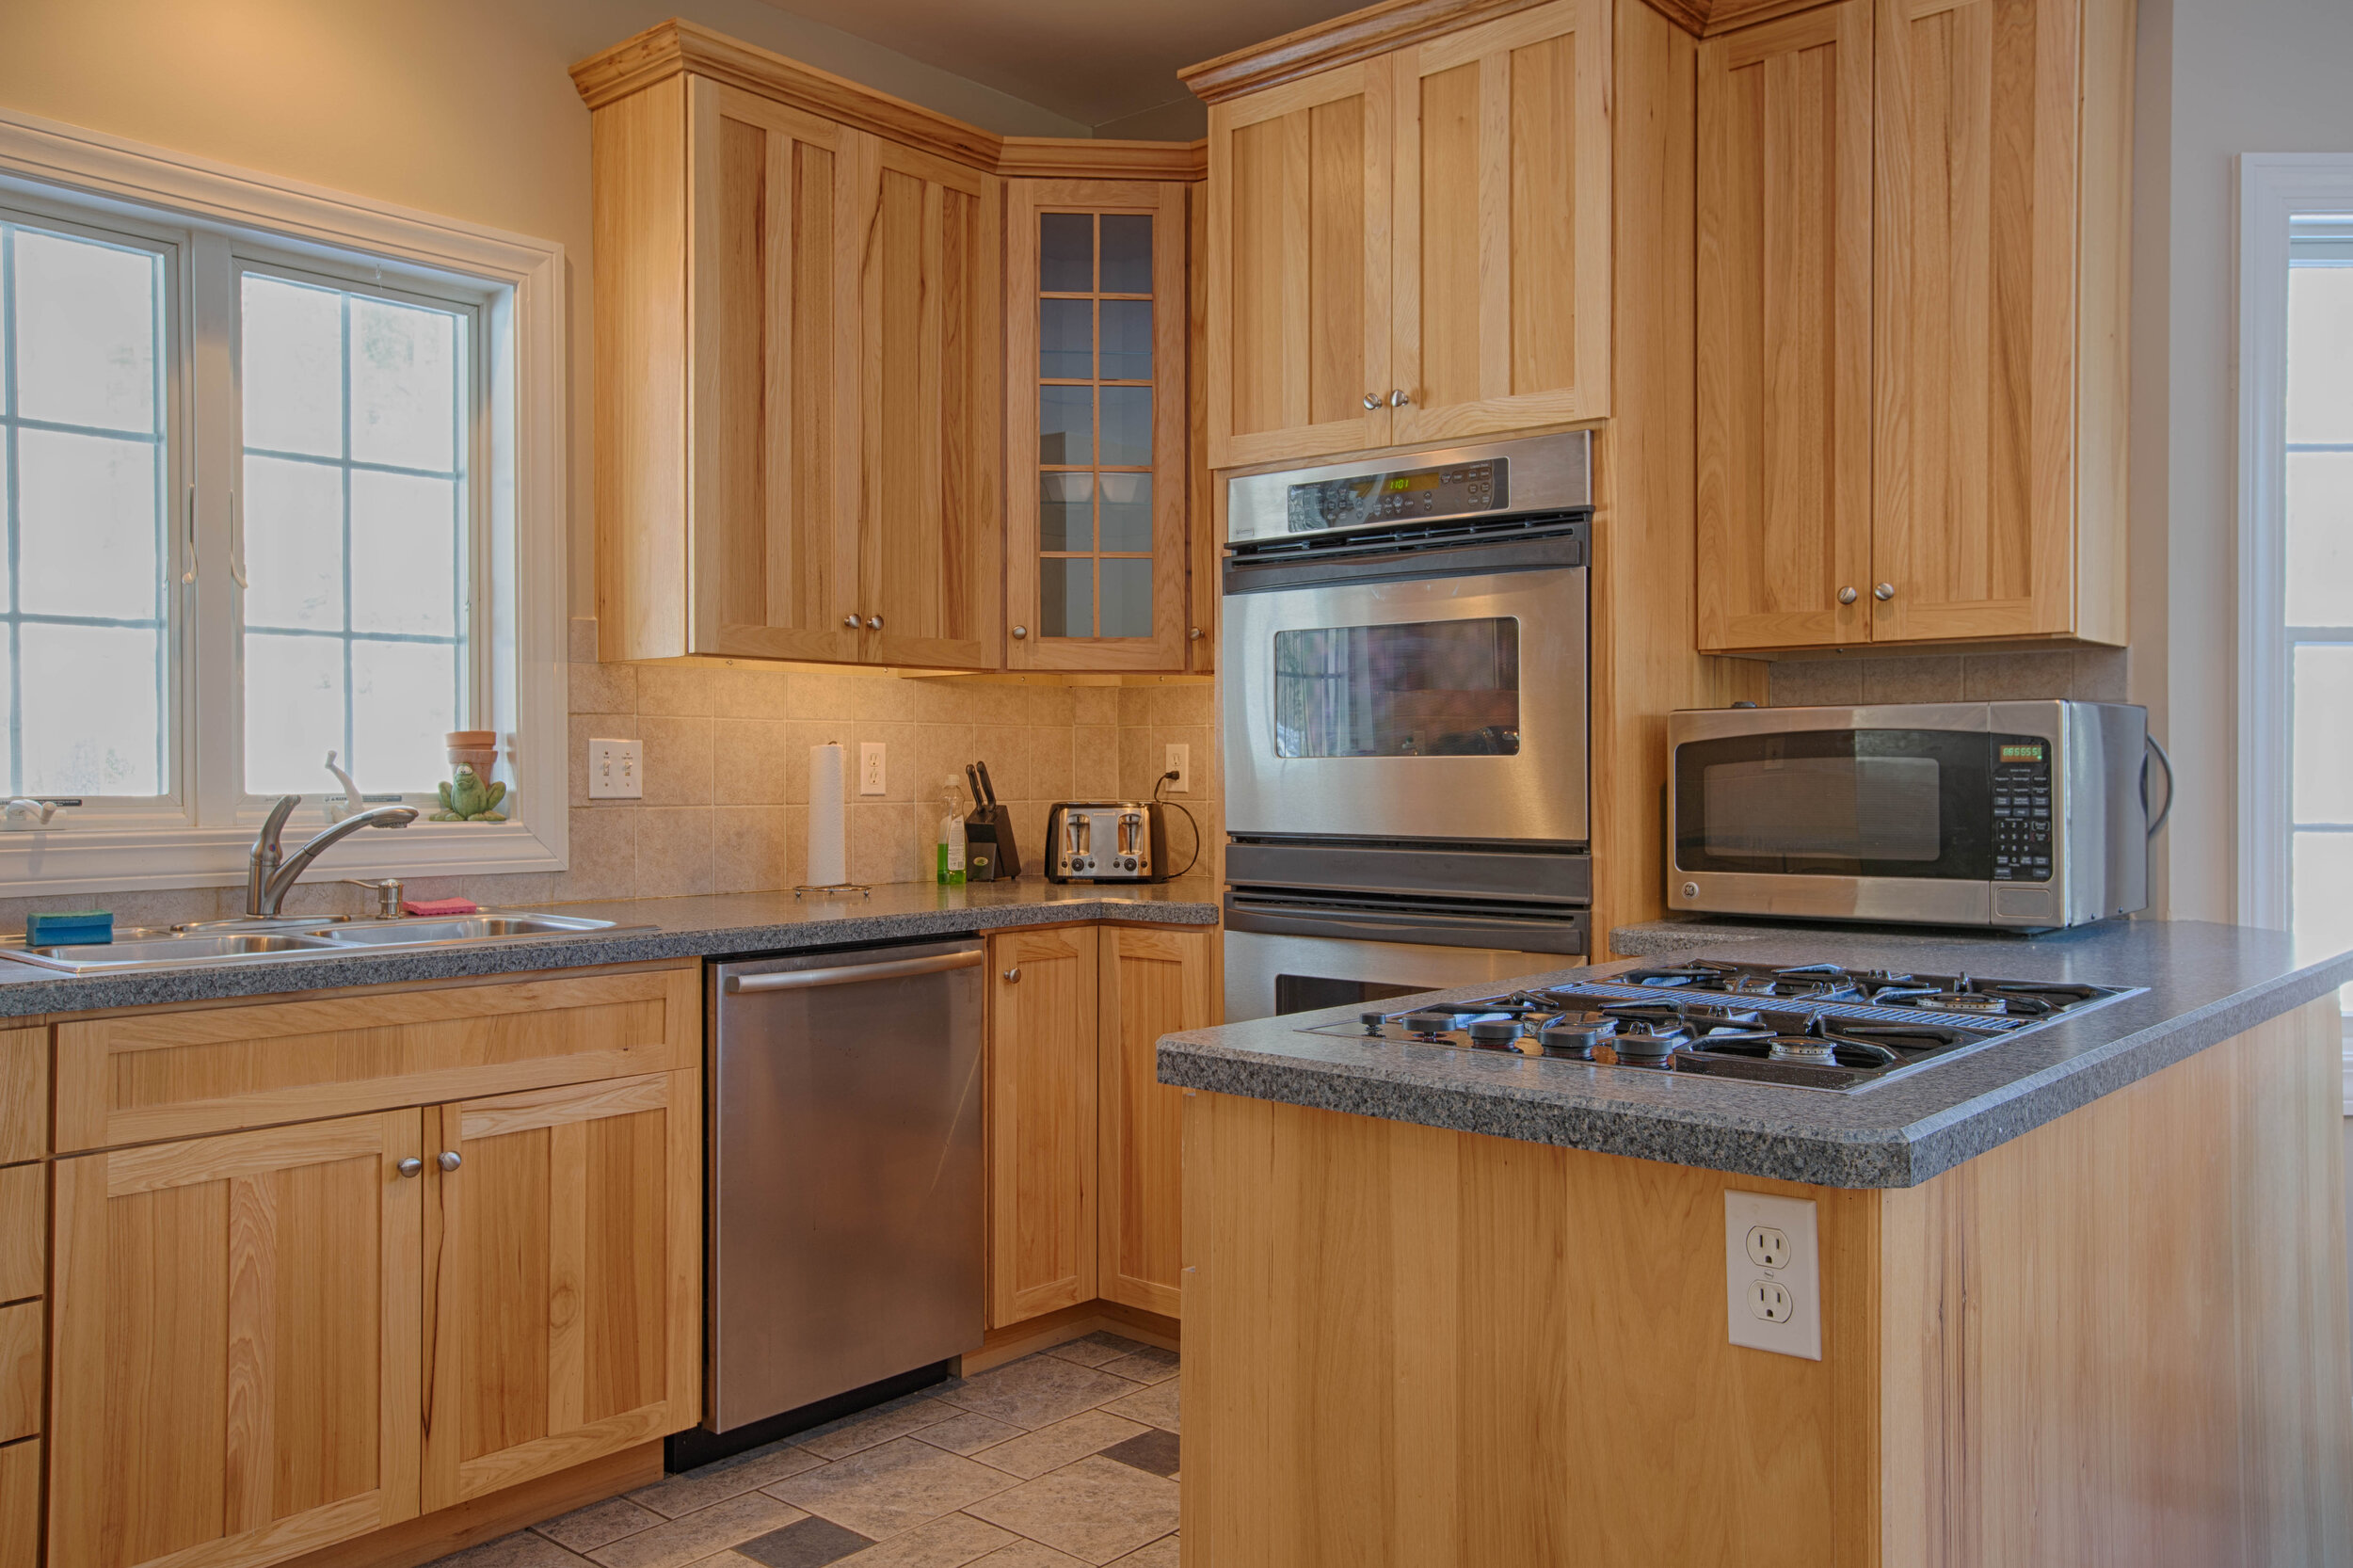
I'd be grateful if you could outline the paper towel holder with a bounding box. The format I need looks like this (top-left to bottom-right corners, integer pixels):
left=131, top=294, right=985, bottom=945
left=792, top=881, right=872, bottom=899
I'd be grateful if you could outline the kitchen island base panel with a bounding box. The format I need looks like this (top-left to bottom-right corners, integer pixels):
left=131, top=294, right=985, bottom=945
left=1179, top=995, right=2353, bottom=1567
left=274, top=1442, right=662, bottom=1568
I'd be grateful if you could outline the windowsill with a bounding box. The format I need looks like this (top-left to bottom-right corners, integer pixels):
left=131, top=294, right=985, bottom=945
left=0, top=814, right=561, bottom=896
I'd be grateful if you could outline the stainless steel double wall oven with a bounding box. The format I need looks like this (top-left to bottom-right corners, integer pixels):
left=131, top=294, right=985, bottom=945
left=1221, top=432, right=1594, bottom=1021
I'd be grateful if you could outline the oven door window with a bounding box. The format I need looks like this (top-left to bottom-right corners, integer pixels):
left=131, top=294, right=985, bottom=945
left=1273, top=618, right=1520, bottom=758
left=1673, top=730, right=2020, bottom=879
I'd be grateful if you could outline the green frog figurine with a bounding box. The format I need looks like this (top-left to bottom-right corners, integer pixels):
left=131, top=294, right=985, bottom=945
left=430, top=760, right=508, bottom=823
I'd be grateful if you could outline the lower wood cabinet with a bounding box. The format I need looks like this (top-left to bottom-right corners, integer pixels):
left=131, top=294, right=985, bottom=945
left=1, top=1436, right=40, bottom=1568
left=985, top=921, right=1211, bottom=1330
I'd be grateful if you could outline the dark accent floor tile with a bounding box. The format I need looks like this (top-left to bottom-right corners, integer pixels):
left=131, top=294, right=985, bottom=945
left=736, top=1515, right=877, bottom=1568
left=1099, top=1429, right=1180, bottom=1479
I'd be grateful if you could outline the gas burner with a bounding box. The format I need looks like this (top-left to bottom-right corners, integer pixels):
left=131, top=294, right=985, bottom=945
left=1722, top=971, right=1863, bottom=1002
left=1901, top=991, right=2020, bottom=1016
left=1684, top=1032, right=1903, bottom=1070
left=1818, top=1018, right=1977, bottom=1054
left=1619, top=964, right=1738, bottom=990
left=1535, top=1011, right=1617, bottom=1059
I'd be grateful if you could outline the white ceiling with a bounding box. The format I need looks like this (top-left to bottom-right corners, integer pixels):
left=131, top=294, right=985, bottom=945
left=751, top=0, right=1368, bottom=137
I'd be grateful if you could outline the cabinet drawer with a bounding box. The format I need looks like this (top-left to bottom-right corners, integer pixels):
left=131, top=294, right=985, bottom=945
left=0, top=1164, right=38, bottom=1304
left=56, top=964, right=700, bottom=1153
left=0, top=1029, right=42, bottom=1166
left=0, top=1300, right=36, bottom=1444
left=0, top=1437, right=37, bottom=1568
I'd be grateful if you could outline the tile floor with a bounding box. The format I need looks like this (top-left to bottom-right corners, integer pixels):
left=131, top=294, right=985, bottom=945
left=429, top=1336, right=1181, bottom=1568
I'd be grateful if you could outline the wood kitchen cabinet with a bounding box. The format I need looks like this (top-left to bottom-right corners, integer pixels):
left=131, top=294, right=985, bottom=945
left=1198, top=0, right=1611, bottom=470
left=1005, top=180, right=1193, bottom=671
left=1096, top=926, right=1210, bottom=1317
left=986, top=926, right=1100, bottom=1326
left=1694, top=0, right=2132, bottom=652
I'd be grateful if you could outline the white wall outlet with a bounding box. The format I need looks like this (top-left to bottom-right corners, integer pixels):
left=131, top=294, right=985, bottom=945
left=859, top=741, right=887, bottom=796
left=588, top=737, right=642, bottom=800
left=1725, top=1191, right=1820, bottom=1359
left=1164, top=743, right=1191, bottom=793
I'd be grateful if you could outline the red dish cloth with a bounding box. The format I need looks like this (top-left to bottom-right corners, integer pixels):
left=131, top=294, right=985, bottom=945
left=401, top=897, right=481, bottom=917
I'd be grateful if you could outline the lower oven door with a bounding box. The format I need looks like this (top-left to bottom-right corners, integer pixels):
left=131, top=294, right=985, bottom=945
left=1222, top=892, right=1587, bottom=1022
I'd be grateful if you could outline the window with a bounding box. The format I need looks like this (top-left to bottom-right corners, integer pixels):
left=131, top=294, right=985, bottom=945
left=0, top=106, right=565, bottom=892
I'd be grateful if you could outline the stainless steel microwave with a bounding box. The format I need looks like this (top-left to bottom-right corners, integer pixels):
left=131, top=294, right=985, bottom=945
left=1668, top=700, right=2153, bottom=931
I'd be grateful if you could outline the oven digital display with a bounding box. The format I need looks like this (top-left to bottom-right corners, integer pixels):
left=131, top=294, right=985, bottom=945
left=1286, top=459, right=1507, bottom=533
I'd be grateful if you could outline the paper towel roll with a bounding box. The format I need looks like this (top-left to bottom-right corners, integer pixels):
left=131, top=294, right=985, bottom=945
left=808, top=744, right=848, bottom=887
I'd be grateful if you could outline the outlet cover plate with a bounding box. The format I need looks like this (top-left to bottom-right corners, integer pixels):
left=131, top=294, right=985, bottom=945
left=1164, top=743, right=1190, bottom=793
left=588, top=737, right=642, bottom=800
left=1725, top=1191, right=1820, bottom=1360
left=859, top=741, right=887, bottom=796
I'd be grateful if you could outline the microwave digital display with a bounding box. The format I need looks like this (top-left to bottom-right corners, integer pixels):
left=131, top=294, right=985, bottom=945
left=1285, top=460, right=1507, bottom=533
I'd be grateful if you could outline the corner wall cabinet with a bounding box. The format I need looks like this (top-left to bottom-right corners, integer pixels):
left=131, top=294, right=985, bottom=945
left=1695, top=0, right=2133, bottom=653
left=1199, top=0, right=1612, bottom=469
left=986, top=923, right=1211, bottom=1328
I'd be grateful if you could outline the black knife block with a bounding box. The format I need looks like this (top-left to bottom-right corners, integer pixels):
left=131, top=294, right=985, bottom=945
left=965, top=804, right=1021, bottom=880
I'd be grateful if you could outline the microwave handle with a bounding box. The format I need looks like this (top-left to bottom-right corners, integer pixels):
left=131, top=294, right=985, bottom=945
left=2142, top=734, right=2174, bottom=840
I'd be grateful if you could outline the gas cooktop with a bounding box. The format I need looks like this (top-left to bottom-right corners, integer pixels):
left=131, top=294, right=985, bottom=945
left=1300, top=958, right=2142, bottom=1092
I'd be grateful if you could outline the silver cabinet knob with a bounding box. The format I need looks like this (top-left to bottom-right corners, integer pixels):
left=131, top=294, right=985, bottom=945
left=1012, top=626, right=1028, bottom=639
left=866, top=615, right=883, bottom=631
left=1873, top=583, right=1896, bottom=601
left=1837, top=586, right=1859, bottom=605
left=843, top=614, right=860, bottom=628
left=1002, top=967, right=1021, bottom=983
left=1189, top=627, right=1204, bottom=640
left=1362, top=392, right=1381, bottom=411
left=396, top=1157, right=424, bottom=1178
left=437, top=1150, right=462, bottom=1173
left=1389, top=389, right=1411, bottom=407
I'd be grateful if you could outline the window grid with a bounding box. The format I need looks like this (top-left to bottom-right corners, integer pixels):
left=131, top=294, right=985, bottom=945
left=1037, top=210, right=1152, bottom=639
left=238, top=274, right=471, bottom=792
left=0, top=218, right=170, bottom=798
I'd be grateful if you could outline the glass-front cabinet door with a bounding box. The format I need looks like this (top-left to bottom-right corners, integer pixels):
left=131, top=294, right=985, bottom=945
left=1006, top=180, right=1191, bottom=670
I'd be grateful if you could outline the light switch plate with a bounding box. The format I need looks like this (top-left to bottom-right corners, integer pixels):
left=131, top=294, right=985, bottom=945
left=588, top=737, right=642, bottom=799
left=859, top=741, right=887, bottom=796
left=1725, top=1191, right=1820, bottom=1360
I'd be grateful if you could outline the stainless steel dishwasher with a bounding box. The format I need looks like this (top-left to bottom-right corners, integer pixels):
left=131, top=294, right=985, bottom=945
left=706, top=937, right=985, bottom=1433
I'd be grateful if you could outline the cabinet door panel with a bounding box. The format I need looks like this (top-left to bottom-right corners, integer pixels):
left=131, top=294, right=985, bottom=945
left=1098, top=926, right=1211, bottom=1318
left=48, top=1112, right=422, bottom=1568
left=1391, top=0, right=1611, bottom=442
left=424, top=1070, right=698, bottom=1511
left=1872, top=0, right=2079, bottom=641
left=1696, top=0, right=1874, bottom=651
left=856, top=136, right=1003, bottom=670
left=1208, top=62, right=1392, bottom=468
left=986, top=927, right=1099, bottom=1327
left=688, top=81, right=861, bottom=662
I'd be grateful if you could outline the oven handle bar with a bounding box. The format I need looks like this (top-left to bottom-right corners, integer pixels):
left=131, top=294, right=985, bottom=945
left=1224, top=896, right=1587, bottom=955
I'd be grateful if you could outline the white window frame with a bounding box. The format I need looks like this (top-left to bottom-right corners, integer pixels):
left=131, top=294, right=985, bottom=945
left=0, top=105, right=566, bottom=891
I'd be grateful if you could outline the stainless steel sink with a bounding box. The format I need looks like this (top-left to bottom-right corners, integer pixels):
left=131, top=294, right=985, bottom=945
left=0, top=911, right=651, bottom=973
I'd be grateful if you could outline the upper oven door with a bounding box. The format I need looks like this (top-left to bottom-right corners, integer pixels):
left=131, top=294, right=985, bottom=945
left=1223, top=559, right=1589, bottom=844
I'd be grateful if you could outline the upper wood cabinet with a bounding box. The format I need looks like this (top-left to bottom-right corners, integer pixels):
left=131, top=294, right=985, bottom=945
left=588, top=69, right=1001, bottom=666
left=1005, top=180, right=1193, bottom=671
left=1695, top=0, right=2132, bottom=652
left=1202, top=0, right=1611, bottom=469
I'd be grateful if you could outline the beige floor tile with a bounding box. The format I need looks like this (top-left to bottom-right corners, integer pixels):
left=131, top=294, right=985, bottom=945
left=971, top=1410, right=1146, bottom=1480
left=965, top=1458, right=1178, bottom=1565
left=1091, top=1349, right=1176, bottom=1385
left=1040, top=1335, right=1144, bottom=1370
left=766, top=1438, right=1018, bottom=1540
left=628, top=1442, right=827, bottom=1519
left=1098, top=1382, right=1177, bottom=1435
left=793, top=1394, right=963, bottom=1460
left=1105, top=1538, right=1178, bottom=1568
left=912, top=1410, right=1025, bottom=1455
left=833, top=1512, right=1016, bottom=1567
left=536, top=1495, right=664, bottom=1551
left=585, top=1493, right=806, bottom=1568
left=971, top=1544, right=1090, bottom=1568
left=435, top=1532, right=593, bottom=1568
left=937, top=1356, right=1142, bottom=1430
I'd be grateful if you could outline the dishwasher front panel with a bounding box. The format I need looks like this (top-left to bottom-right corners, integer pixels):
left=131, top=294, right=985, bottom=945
left=708, top=937, right=985, bottom=1432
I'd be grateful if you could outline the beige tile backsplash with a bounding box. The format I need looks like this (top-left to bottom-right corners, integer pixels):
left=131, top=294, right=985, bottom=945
left=1766, top=648, right=2129, bottom=708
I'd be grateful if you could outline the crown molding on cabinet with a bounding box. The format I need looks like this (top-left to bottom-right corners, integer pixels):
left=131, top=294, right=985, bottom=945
left=570, top=20, right=1203, bottom=181
left=1176, top=0, right=1822, bottom=104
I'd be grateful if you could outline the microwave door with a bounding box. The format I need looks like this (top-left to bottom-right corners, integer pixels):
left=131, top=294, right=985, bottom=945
left=1222, top=566, right=1589, bottom=845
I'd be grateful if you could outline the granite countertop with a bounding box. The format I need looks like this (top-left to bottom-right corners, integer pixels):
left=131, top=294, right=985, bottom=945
left=1155, top=919, right=2353, bottom=1189
left=0, top=878, right=1218, bottom=1018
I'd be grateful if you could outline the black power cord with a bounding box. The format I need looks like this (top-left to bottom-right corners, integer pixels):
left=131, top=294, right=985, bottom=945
left=1153, top=770, right=1202, bottom=878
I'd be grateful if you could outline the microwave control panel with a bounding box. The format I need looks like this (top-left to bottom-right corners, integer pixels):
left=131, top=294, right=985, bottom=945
left=1992, top=740, right=2053, bottom=882
left=1287, top=458, right=1509, bottom=534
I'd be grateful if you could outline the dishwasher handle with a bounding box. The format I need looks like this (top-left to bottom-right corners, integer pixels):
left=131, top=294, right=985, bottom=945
left=725, top=948, right=983, bottom=993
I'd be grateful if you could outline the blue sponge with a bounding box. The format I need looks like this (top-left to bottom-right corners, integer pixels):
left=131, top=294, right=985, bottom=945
left=26, top=910, right=112, bottom=947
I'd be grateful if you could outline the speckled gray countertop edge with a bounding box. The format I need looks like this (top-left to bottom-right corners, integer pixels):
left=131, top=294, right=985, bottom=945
left=1156, top=926, right=2353, bottom=1190
left=0, top=887, right=1218, bottom=1018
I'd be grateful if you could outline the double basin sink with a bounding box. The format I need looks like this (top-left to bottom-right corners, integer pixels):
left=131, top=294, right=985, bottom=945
left=0, top=912, right=653, bottom=974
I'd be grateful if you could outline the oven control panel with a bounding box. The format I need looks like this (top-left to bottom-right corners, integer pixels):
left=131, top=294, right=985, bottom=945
left=1992, top=740, right=2053, bottom=882
left=1286, top=459, right=1508, bottom=534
